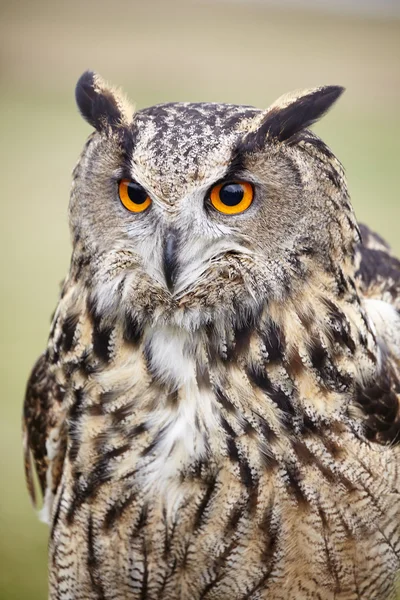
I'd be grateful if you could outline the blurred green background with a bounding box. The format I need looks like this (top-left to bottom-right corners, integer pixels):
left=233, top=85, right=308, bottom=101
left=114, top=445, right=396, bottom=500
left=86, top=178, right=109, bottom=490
left=0, top=0, right=399, bottom=597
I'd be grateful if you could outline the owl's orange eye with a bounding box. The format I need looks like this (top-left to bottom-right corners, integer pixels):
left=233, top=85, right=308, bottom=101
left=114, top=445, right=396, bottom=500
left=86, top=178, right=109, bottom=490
left=118, top=179, right=151, bottom=213
left=209, top=181, right=254, bottom=215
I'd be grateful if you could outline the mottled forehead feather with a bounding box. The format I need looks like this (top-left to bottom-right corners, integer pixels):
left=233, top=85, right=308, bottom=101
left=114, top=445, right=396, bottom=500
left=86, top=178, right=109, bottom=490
left=136, top=102, right=261, bottom=128
left=128, top=102, right=262, bottom=201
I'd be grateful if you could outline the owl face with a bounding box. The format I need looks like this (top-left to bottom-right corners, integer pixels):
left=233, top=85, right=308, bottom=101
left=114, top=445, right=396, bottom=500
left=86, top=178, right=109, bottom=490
left=71, top=72, right=352, bottom=330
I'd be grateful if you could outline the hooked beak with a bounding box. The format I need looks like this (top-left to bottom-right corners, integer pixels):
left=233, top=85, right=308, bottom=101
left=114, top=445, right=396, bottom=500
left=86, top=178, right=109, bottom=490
left=162, top=230, right=179, bottom=292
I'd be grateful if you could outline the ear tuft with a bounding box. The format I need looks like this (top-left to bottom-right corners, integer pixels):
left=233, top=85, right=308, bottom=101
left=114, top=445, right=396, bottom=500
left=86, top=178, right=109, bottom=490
left=75, top=71, right=134, bottom=131
left=246, top=86, right=344, bottom=147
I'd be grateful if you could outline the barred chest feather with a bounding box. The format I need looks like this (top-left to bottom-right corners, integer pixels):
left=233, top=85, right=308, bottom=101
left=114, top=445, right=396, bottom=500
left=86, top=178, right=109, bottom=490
left=41, top=279, right=400, bottom=600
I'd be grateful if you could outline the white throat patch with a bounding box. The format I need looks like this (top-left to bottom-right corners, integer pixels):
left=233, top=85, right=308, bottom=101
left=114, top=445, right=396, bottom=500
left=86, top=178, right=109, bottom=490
left=138, top=326, right=218, bottom=504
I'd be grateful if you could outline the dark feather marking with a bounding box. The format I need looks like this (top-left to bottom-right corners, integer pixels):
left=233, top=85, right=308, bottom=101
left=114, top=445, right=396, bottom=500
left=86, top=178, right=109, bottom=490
left=87, top=403, right=104, bottom=417
left=247, top=480, right=260, bottom=514
left=92, top=320, right=113, bottom=363
left=285, top=346, right=304, bottom=378
left=194, top=475, right=218, bottom=530
left=285, top=463, right=308, bottom=506
left=293, top=134, right=342, bottom=188
left=49, top=313, right=58, bottom=340
left=198, top=574, right=223, bottom=599
left=79, top=349, right=101, bottom=376
left=204, top=323, right=219, bottom=363
left=104, top=443, right=130, bottom=460
left=181, top=540, right=195, bottom=569
left=198, top=538, right=241, bottom=596
left=225, top=503, right=245, bottom=533
left=103, top=492, right=136, bottom=530
left=209, top=539, right=242, bottom=591
left=242, top=419, right=258, bottom=437
left=68, top=444, right=130, bottom=519
left=61, top=312, right=80, bottom=352
left=141, top=438, right=158, bottom=458
left=240, top=458, right=254, bottom=489
left=50, top=483, right=65, bottom=542
left=182, top=459, right=206, bottom=482
left=68, top=388, right=85, bottom=462
left=293, top=438, right=353, bottom=489
left=255, top=413, right=279, bottom=445
left=220, top=416, right=237, bottom=438
left=226, top=318, right=253, bottom=361
left=296, top=133, right=336, bottom=160
left=143, top=341, right=154, bottom=378
left=300, top=413, right=321, bottom=435
left=50, top=342, right=60, bottom=364
left=259, top=500, right=279, bottom=551
left=226, top=436, right=240, bottom=462
left=226, top=438, right=254, bottom=488
left=128, top=422, right=148, bottom=438
left=63, top=360, right=81, bottom=378
left=157, top=558, right=178, bottom=597
left=247, top=367, right=295, bottom=419
left=308, top=339, right=352, bottom=392
left=73, top=253, right=91, bottom=281
left=70, top=480, right=96, bottom=515
left=86, top=295, right=98, bottom=319
left=87, top=296, right=115, bottom=363
left=264, top=321, right=284, bottom=362
left=322, top=298, right=356, bottom=354
left=309, top=341, right=327, bottom=372
left=318, top=505, right=341, bottom=591
left=292, top=440, right=335, bottom=484
left=118, top=127, right=136, bottom=170
left=123, top=312, right=143, bottom=346
left=243, top=501, right=280, bottom=595
left=87, top=513, right=106, bottom=599
left=140, top=539, right=148, bottom=600
left=259, top=447, right=280, bottom=471
left=214, top=385, right=236, bottom=413
left=110, top=401, right=136, bottom=424
left=66, top=487, right=81, bottom=524
left=240, top=570, right=276, bottom=599
left=120, top=465, right=139, bottom=481
left=222, top=148, right=246, bottom=181
left=132, top=503, right=148, bottom=536
left=88, top=443, right=130, bottom=489
left=357, top=482, right=400, bottom=561
left=99, top=390, right=120, bottom=404
left=162, top=507, right=178, bottom=558
left=335, top=267, right=348, bottom=297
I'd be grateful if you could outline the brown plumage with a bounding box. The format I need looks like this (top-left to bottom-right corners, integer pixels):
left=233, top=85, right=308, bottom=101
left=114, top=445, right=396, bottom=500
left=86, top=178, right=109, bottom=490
left=23, top=71, right=400, bottom=599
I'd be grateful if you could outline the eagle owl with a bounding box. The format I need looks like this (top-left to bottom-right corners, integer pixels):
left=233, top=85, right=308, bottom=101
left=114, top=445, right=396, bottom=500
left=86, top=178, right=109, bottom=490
left=23, top=71, right=400, bottom=600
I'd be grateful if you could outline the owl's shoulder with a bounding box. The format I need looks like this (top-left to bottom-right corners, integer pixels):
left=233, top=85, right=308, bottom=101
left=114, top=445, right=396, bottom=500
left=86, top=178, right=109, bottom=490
left=23, top=351, right=67, bottom=522
left=352, top=224, right=400, bottom=445
left=356, top=223, right=400, bottom=308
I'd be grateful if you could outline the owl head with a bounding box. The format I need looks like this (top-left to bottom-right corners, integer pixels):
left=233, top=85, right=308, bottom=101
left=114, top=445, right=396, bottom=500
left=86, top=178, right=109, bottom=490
left=71, top=71, right=355, bottom=332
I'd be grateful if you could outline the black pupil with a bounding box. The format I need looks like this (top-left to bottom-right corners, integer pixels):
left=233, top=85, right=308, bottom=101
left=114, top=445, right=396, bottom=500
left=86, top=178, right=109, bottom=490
left=219, top=183, right=244, bottom=206
left=127, top=182, right=148, bottom=204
